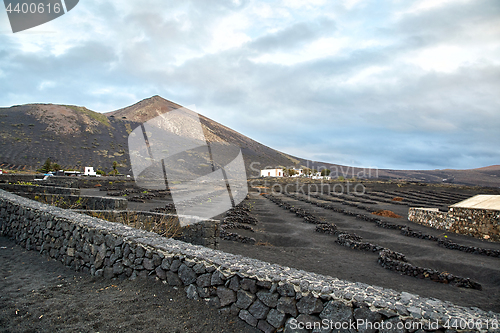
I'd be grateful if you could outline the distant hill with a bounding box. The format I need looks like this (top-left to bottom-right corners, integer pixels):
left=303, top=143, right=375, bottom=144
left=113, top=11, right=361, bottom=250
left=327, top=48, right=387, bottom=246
left=375, top=167, right=500, bottom=188
left=0, top=103, right=130, bottom=173
left=0, top=96, right=499, bottom=187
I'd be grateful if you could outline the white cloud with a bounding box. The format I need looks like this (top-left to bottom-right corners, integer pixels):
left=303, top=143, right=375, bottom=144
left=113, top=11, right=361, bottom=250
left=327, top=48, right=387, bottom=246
left=208, top=13, right=252, bottom=53
left=251, top=36, right=348, bottom=65
left=38, top=81, right=56, bottom=91
left=281, top=0, right=327, bottom=10
left=344, top=66, right=390, bottom=86
left=407, top=45, right=478, bottom=72
left=251, top=2, right=289, bottom=20
left=343, top=0, right=365, bottom=10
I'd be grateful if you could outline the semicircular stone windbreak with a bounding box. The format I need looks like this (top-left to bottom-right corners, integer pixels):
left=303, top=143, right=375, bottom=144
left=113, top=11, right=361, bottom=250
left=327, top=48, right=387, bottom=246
left=262, top=192, right=483, bottom=290
left=303, top=192, right=500, bottom=257
left=220, top=199, right=258, bottom=245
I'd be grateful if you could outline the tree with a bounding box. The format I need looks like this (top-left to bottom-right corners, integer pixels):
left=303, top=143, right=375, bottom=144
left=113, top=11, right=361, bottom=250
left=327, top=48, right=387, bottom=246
left=303, top=167, right=312, bottom=176
left=110, top=161, right=119, bottom=175
left=52, top=163, right=61, bottom=171
left=321, top=169, right=331, bottom=176
left=39, top=158, right=52, bottom=173
left=283, top=168, right=297, bottom=177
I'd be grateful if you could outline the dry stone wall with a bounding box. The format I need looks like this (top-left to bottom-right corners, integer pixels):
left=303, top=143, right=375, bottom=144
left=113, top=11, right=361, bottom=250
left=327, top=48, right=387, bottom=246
left=0, top=183, right=80, bottom=195
left=74, top=210, right=219, bottom=249
left=409, top=207, right=500, bottom=242
left=0, top=174, right=133, bottom=189
left=25, top=193, right=127, bottom=210
left=0, top=183, right=126, bottom=210
left=1, top=189, right=499, bottom=333
left=448, top=207, right=500, bottom=242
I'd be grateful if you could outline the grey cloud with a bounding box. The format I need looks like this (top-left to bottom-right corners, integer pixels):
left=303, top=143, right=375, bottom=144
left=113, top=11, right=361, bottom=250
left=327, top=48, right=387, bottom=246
left=0, top=38, right=141, bottom=108
left=392, top=0, right=500, bottom=44
left=156, top=18, right=499, bottom=137
left=170, top=52, right=500, bottom=169
left=248, top=17, right=336, bottom=53
left=301, top=128, right=500, bottom=170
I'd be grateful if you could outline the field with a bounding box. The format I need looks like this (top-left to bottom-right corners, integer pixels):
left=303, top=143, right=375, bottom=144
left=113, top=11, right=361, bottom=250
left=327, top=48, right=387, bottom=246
left=216, top=180, right=500, bottom=313
left=103, top=178, right=500, bottom=313
left=2, top=177, right=500, bottom=333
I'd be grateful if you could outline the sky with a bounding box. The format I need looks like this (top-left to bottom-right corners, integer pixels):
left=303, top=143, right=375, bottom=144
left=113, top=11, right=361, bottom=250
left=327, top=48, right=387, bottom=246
left=0, top=0, right=499, bottom=170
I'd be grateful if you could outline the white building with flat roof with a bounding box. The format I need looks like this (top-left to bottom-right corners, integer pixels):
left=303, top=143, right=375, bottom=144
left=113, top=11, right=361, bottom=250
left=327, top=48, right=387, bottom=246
left=260, top=168, right=283, bottom=177
left=409, top=194, right=500, bottom=242
left=450, top=195, right=500, bottom=211
left=84, top=167, right=97, bottom=176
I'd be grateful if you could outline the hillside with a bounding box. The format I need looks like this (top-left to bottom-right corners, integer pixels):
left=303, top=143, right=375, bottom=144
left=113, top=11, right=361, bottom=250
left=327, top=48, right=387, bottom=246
left=0, top=103, right=132, bottom=173
left=0, top=96, right=499, bottom=187
left=0, top=96, right=312, bottom=176
left=377, top=167, right=500, bottom=187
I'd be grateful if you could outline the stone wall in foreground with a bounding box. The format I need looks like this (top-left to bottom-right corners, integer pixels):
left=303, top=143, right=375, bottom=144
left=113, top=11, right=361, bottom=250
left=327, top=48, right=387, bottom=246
left=1, top=189, right=498, bottom=333
left=409, top=207, right=500, bottom=242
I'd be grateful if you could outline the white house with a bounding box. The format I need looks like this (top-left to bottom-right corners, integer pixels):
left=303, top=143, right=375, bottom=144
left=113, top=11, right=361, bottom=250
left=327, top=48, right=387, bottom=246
left=260, top=168, right=283, bottom=177
left=290, top=168, right=303, bottom=177
left=312, top=173, right=331, bottom=180
left=84, top=167, right=97, bottom=176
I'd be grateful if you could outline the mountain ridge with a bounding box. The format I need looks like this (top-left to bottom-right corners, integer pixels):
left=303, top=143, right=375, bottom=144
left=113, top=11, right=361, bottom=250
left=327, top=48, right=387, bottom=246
left=0, top=96, right=314, bottom=177
left=0, top=96, right=499, bottom=187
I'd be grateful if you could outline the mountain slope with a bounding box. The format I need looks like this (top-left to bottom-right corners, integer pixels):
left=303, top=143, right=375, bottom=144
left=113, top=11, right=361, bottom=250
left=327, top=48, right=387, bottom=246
left=0, top=97, right=311, bottom=176
left=0, top=96, right=499, bottom=187
left=105, top=95, right=310, bottom=175
left=0, top=103, right=132, bottom=172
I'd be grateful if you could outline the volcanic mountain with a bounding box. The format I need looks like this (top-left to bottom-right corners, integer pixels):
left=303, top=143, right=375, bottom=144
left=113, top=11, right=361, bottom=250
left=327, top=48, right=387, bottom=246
left=0, top=96, right=499, bottom=187
left=0, top=96, right=312, bottom=176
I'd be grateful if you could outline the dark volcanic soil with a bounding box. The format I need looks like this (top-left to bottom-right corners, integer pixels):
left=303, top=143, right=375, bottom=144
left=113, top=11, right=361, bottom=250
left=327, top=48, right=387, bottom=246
left=0, top=237, right=259, bottom=333
left=2, top=180, right=500, bottom=333
left=218, top=182, right=500, bottom=313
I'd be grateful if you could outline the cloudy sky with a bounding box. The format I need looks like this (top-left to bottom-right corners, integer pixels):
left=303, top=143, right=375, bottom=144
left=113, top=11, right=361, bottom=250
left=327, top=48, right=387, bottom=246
left=1, top=0, right=499, bottom=170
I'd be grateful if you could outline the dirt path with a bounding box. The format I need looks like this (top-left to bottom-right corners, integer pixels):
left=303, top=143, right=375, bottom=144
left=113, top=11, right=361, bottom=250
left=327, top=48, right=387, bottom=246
left=0, top=237, right=259, bottom=333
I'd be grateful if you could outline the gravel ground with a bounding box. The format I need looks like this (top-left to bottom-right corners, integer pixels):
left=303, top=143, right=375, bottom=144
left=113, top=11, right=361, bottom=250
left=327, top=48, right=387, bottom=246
left=2, top=181, right=499, bottom=332
left=0, top=237, right=259, bottom=333
left=219, top=186, right=500, bottom=313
